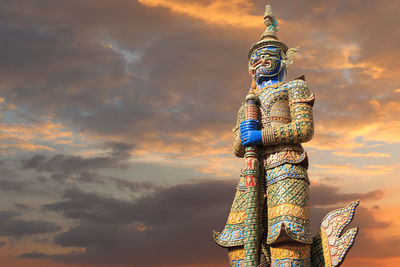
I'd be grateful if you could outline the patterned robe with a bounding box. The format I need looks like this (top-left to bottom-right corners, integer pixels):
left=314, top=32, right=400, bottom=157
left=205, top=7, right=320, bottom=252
left=214, top=79, right=315, bottom=266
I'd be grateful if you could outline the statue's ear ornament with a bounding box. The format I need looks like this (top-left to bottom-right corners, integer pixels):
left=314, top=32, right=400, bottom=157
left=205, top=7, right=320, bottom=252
left=282, top=46, right=300, bottom=68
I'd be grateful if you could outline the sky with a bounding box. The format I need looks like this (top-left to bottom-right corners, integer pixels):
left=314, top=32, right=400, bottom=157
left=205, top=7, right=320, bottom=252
left=0, top=0, right=399, bottom=266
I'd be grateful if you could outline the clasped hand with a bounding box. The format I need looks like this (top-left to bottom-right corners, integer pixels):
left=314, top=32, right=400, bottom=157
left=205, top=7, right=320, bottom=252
left=240, top=119, right=262, bottom=147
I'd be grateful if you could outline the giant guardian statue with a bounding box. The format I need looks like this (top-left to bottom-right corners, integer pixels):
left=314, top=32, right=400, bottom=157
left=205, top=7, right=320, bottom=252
left=213, top=5, right=359, bottom=267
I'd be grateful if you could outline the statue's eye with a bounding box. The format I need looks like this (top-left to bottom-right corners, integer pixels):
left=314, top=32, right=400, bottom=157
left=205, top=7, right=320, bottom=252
left=261, top=53, right=272, bottom=58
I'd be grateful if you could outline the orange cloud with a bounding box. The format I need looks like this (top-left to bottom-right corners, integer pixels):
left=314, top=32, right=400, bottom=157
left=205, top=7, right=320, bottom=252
left=0, top=142, right=54, bottom=152
left=0, top=120, right=86, bottom=154
left=344, top=101, right=400, bottom=144
left=0, top=240, right=87, bottom=267
left=332, top=151, right=390, bottom=158
left=197, top=156, right=241, bottom=178
left=138, top=0, right=264, bottom=28
left=304, top=99, right=400, bottom=160
left=313, top=163, right=397, bottom=176
left=316, top=43, right=385, bottom=79
left=0, top=98, right=89, bottom=154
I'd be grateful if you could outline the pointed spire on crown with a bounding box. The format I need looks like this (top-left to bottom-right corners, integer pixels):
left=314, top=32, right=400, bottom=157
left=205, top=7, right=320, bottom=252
left=261, top=5, right=278, bottom=40
left=248, top=4, right=288, bottom=58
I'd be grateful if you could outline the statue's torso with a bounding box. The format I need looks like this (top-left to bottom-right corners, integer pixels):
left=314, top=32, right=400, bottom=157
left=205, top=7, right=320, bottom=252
left=214, top=80, right=313, bottom=248
left=256, top=82, right=308, bottom=175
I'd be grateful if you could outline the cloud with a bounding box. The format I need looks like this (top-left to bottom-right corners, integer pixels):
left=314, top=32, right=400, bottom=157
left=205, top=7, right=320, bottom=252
left=138, top=0, right=262, bottom=28
left=16, top=142, right=137, bottom=187
left=110, top=177, right=161, bottom=193
left=0, top=0, right=399, bottom=162
left=310, top=183, right=384, bottom=207
left=1, top=0, right=397, bottom=162
left=0, top=179, right=26, bottom=192
left=39, top=180, right=236, bottom=266
left=16, top=180, right=394, bottom=266
left=0, top=211, right=60, bottom=239
left=18, top=252, right=49, bottom=259
left=313, top=163, right=398, bottom=176
left=332, top=151, right=390, bottom=158
left=44, top=188, right=142, bottom=225
left=21, top=141, right=135, bottom=174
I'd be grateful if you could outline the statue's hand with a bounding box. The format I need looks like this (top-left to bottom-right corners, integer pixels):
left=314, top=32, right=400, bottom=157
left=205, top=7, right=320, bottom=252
left=240, top=120, right=262, bottom=147
left=240, top=119, right=259, bottom=131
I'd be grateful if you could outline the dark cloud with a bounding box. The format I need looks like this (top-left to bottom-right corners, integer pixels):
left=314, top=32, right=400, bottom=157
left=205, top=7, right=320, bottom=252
left=23, top=180, right=395, bottom=266
left=0, top=179, right=25, bottom=192
left=0, top=211, right=18, bottom=221
left=39, top=180, right=235, bottom=266
left=103, top=142, right=136, bottom=160
left=110, top=177, right=161, bottom=193
left=18, top=252, right=48, bottom=259
left=0, top=210, right=60, bottom=238
left=44, top=188, right=142, bottom=225
left=20, top=141, right=136, bottom=184
left=43, top=179, right=234, bottom=226
left=13, top=202, right=30, bottom=210
left=310, top=184, right=384, bottom=206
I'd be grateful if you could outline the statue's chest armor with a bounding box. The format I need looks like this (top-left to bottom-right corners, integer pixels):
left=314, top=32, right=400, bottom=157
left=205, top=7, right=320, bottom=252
left=257, top=85, right=291, bottom=127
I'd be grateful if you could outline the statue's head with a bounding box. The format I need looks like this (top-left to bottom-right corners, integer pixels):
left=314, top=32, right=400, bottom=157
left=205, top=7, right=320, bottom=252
left=249, top=46, right=286, bottom=85
left=248, top=5, right=298, bottom=86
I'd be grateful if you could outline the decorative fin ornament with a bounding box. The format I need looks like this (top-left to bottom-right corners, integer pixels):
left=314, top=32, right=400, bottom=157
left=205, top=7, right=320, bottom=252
left=320, top=201, right=359, bottom=267
left=282, top=46, right=300, bottom=68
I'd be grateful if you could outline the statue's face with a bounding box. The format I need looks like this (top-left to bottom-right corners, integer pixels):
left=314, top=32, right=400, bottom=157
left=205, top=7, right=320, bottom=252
left=249, top=46, right=283, bottom=84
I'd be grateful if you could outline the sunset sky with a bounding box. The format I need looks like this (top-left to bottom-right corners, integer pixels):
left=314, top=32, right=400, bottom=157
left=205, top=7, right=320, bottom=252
left=0, top=0, right=400, bottom=266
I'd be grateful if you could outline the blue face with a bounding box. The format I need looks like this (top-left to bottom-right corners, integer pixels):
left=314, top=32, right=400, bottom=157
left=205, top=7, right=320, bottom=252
left=249, top=46, right=284, bottom=85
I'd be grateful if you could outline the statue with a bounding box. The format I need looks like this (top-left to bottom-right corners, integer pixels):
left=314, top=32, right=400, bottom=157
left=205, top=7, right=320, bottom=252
left=213, top=4, right=359, bottom=267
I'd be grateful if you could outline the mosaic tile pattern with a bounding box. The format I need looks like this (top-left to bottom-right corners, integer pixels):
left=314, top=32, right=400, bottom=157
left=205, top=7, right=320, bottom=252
left=267, top=178, right=309, bottom=207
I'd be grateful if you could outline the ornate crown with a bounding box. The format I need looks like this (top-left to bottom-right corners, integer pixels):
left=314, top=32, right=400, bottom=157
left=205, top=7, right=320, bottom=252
left=248, top=5, right=289, bottom=59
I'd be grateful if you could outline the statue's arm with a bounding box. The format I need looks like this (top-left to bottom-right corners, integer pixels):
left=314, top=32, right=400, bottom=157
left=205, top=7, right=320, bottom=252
left=261, top=80, right=315, bottom=145
left=233, top=103, right=247, bottom=157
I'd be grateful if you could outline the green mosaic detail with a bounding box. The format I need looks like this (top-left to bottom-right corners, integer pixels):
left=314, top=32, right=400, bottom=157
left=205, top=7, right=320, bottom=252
left=271, top=258, right=311, bottom=267
left=231, top=189, right=246, bottom=212
left=288, top=80, right=310, bottom=99
left=267, top=178, right=309, bottom=207
left=266, top=164, right=308, bottom=185
left=268, top=214, right=310, bottom=226
left=310, top=234, right=325, bottom=267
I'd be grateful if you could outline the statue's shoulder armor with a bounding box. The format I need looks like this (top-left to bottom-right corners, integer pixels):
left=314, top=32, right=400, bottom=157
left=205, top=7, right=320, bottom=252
left=285, top=79, right=315, bottom=107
